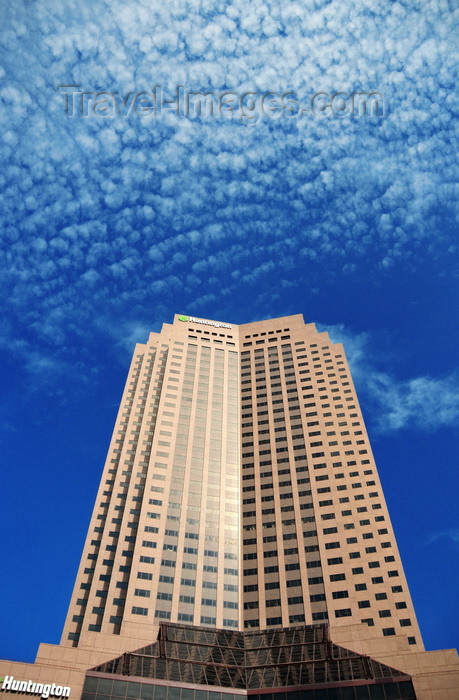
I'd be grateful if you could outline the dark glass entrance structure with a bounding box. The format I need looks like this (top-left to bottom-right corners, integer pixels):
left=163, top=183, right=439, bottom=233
left=82, top=623, right=416, bottom=700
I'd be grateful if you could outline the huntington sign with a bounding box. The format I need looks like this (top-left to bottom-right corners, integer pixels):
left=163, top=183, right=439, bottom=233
left=177, top=315, right=232, bottom=329
left=0, top=676, right=71, bottom=699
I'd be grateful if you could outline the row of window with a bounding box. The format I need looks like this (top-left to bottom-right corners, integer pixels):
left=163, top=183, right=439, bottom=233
left=130, top=608, right=237, bottom=628
left=187, top=335, right=236, bottom=346
left=243, top=328, right=291, bottom=338
left=187, top=328, right=233, bottom=339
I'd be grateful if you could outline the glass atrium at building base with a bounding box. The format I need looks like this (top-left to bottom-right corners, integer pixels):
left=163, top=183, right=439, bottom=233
left=83, top=623, right=416, bottom=700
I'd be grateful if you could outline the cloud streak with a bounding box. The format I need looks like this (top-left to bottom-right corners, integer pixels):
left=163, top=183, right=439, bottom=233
left=426, top=529, right=459, bottom=549
left=323, top=324, right=459, bottom=433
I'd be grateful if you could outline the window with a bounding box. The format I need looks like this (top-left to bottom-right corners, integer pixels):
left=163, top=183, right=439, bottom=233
left=181, top=578, right=195, bottom=587
left=335, top=609, right=352, bottom=618
left=332, top=590, right=349, bottom=599
left=201, top=598, right=217, bottom=607
left=286, top=579, right=301, bottom=588
left=304, top=545, right=319, bottom=553
left=312, top=612, right=328, bottom=621
left=285, top=562, right=300, bottom=571
left=288, top=595, right=304, bottom=605
left=204, top=564, right=218, bottom=573
left=137, top=572, right=152, bottom=580
left=134, top=589, right=150, bottom=597
left=382, top=628, right=396, bottom=636
left=330, top=573, right=346, bottom=582
left=178, top=613, right=194, bottom=622
left=267, top=616, right=283, bottom=626
left=310, top=593, right=326, bottom=602
left=198, top=612, right=218, bottom=626
left=379, top=609, right=391, bottom=618
left=132, top=606, right=148, bottom=616
left=266, top=598, right=281, bottom=607
left=289, top=614, right=305, bottom=623
left=179, top=595, right=195, bottom=604
left=262, top=535, right=277, bottom=544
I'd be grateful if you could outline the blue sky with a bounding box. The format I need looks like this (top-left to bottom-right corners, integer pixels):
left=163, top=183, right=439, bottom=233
left=1, top=0, right=458, bottom=663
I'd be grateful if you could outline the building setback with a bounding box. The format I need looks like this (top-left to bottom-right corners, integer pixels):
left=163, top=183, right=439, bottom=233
left=1, top=314, right=458, bottom=700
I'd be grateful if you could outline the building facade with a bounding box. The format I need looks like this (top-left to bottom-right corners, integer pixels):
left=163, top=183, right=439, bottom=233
left=1, top=314, right=458, bottom=700
left=62, top=313, right=421, bottom=651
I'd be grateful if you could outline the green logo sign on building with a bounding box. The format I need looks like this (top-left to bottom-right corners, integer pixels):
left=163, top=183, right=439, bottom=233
left=177, top=314, right=232, bottom=329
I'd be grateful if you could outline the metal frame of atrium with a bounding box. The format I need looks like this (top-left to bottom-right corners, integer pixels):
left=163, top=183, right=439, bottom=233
left=86, top=623, right=416, bottom=698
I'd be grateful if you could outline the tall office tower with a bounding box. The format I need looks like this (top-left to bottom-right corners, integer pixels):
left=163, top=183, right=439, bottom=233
left=62, top=313, right=422, bottom=656
left=2, top=314, right=458, bottom=700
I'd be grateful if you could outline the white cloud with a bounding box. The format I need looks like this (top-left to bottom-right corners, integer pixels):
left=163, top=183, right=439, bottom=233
left=427, top=529, right=459, bottom=549
left=369, top=373, right=459, bottom=432
left=0, top=0, right=457, bottom=382
left=321, top=324, right=459, bottom=433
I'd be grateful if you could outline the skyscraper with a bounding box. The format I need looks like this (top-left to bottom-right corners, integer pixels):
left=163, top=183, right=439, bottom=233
left=62, top=313, right=421, bottom=652
left=1, top=314, right=458, bottom=700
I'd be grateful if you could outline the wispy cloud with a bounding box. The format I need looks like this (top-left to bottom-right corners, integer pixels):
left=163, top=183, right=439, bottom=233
left=367, top=372, right=459, bottom=432
left=322, top=324, right=459, bottom=433
left=426, top=529, right=459, bottom=549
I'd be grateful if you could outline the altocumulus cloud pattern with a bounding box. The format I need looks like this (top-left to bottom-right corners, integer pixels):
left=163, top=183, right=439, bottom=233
left=0, top=0, right=457, bottom=376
